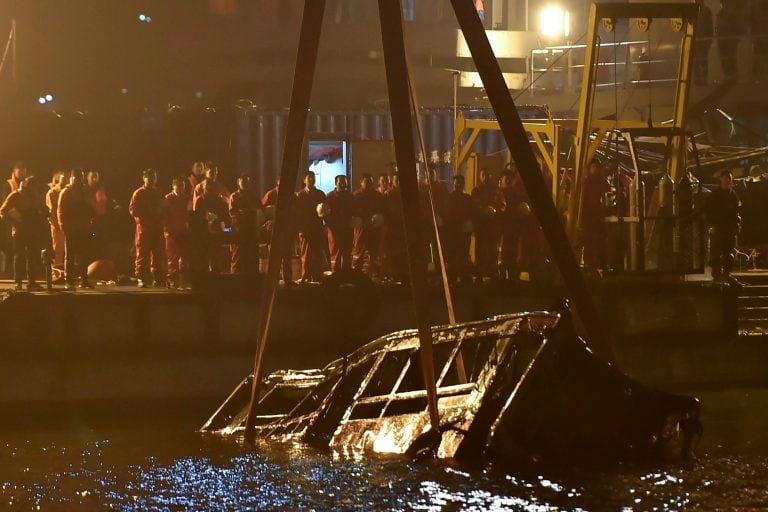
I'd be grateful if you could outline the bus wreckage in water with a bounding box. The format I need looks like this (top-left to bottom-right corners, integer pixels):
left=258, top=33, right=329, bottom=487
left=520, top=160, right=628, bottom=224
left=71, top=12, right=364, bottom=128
left=202, top=307, right=701, bottom=465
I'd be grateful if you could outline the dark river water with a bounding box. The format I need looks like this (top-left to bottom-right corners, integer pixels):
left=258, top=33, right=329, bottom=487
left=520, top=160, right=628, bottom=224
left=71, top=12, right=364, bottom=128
left=2, top=388, right=768, bottom=511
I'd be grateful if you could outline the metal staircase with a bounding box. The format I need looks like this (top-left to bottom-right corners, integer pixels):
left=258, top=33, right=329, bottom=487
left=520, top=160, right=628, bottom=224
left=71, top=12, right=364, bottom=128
left=733, top=271, right=768, bottom=336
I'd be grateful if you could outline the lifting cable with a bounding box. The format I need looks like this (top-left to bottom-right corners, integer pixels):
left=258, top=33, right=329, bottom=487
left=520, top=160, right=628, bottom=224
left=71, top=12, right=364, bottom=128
left=0, top=21, right=15, bottom=77
left=403, top=28, right=468, bottom=384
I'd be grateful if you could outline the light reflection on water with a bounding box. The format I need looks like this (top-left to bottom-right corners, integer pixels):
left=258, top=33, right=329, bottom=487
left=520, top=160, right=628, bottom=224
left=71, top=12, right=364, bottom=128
left=1, top=389, right=768, bottom=511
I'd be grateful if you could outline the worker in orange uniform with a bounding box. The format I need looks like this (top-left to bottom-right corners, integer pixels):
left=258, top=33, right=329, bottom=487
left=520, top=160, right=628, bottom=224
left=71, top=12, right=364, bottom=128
left=229, top=174, right=262, bottom=274
left=262, top=181, right=294, bottom=285
left=188, top=161, right=205, bottom=195
left=86, top=169, right=110, bottom=259
left=352, top=173, right=386, bottom=278
left=129, top=169, right=166, bottom=288
left=295, top=171, right=327, bottom=283
left=193, top=162, right=230, bottom=203
left=193, top=178, right=230, bottom=274
left=0, top=176, right=48, bottom=291
left=1, top=161, right=27, bottom=278
left=46, top=170, right=69, bottom=277
left=497, top=170, right=525, bottom=281
left=58, top=169, right=94, bottom=290
left=325, top=175, right=355, bottom=273
left=471, top=168, right=501, bottom=280
left=382, top=172, right=407, bottom=282
left=445, top=174, right=475, bottom=282
left=164, top=176, right=192, bottom=289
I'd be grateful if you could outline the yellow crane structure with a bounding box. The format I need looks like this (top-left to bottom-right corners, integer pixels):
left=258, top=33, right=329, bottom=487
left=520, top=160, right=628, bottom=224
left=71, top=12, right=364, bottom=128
left=453, top=1, right=700, bottom=242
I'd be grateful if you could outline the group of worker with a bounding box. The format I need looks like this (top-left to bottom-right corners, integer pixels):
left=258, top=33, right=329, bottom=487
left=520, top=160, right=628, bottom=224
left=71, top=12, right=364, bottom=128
left=0, top=158, right=556, bottom=291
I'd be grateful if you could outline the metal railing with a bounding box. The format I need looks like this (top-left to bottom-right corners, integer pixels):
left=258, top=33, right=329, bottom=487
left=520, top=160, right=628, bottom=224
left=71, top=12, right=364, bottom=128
left=529, top=34, right=768, bottom=95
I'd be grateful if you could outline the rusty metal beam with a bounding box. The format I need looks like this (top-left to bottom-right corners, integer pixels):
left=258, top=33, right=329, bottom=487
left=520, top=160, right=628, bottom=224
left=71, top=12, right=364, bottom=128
left=450, top=0, right=616, bottom=363
left=379, top=0, right=441, bottom=432
left=244, top=0, right=326, bottom=443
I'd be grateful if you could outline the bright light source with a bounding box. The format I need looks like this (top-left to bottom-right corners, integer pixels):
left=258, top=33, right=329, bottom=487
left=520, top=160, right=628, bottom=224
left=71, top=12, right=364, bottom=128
left=121, top=87, right=129, bottom=94
left=45, top=94, right=53, bottom=102
left=540, top=6, right=570, bottom=39
left=138, top=13, right=152, bottom=23
left=138, top=14, right=146, bottom=21
left=38, top=97, right=46, bottom=105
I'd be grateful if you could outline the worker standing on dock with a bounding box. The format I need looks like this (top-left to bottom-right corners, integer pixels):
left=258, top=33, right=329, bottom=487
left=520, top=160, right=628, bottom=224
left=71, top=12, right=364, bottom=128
left=164, top=177, right=192, bottom=289
left=295, top=171, right=328, bottom=283
left=262, top=181, right=294, bottom=285
left=325, top=175, right=355, bottom=273
left=0, top=176, right=48, bottom=291
left=188, top=161, right=205, bottom=195
left=193, top=162, right=230, bottom=204
left=471, top=168, right=501, bottom=281
left=129, top=169, right=167, bottom=288
left=705, top=169, right=741, bottom=281
left=445, top=174, right=474, bottom=283
left=352, top=173, right=385, bottom=279
left=382, top=173, right=408, bottom=282
left=192, top=178, right=230, bottom=275
left=229, top=174, right=262, bottom=274
left=46, top=170, right=69, bottom=278
left=1, top=161, right=27, bottom=278
left=87, top=170, right=110, bottom=260
left=57, top=169, right=94, bottom=290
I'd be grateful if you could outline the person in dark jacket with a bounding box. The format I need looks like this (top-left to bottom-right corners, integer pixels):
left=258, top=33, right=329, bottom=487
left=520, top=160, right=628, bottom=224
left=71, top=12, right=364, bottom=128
left=705, top=169, right=740, bottom=279
left=58, top=169, right=95, bottom=290
left=0, top=176, right=48, bottom=290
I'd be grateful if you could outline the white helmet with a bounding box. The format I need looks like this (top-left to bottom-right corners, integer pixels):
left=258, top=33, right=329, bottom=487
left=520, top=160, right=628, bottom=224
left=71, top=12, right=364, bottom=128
left=370, top=212, right=385, bottom=228
left=316, top=202, right=331, bottom=218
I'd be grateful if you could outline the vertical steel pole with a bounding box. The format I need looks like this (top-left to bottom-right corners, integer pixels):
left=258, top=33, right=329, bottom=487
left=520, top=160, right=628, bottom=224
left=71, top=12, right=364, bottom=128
left=244, top=0, right=326, bottom=443
left=378, top=0, right=441, bottom=431
left=450, top=0, right=615, bottom=363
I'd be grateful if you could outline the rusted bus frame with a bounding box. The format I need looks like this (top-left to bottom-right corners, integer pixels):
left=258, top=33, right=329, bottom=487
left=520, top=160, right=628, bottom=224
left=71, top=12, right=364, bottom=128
left=572, top=2, right=699, bottom=238
left=355, top=384, right=476, bottom=406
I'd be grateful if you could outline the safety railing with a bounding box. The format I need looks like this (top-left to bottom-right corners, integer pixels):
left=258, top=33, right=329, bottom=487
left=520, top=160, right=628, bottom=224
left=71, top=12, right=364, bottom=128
left=529, top=34, right=768, bottom=95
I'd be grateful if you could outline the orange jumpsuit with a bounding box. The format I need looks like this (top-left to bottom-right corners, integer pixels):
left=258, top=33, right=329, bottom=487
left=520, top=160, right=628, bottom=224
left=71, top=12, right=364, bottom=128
left=382, top=187, right=407, bottom=281
left=498, top=175, right=544, bottom=279
left=325, top=188, right=355, bottom=272
left=262, top=186, right=293, bottom=282
left=46, top=185, right=65, bottom=267
left=295, top=187, right=327, bottom=281
left=193, top=179, right=230, bottom=203
left=164, top=191, right=191, bottom=282
left=0, top=189, right=47, bottom=285
left=352, top=188, right=385, bottom=276
left=58, top=184, right=94, bottom=284
left=129, top=185, right=166, bottom=282
left=445, top=189, right=475, bottom=280
left=89, top=185, right=110, bottom=259
left=471, top=183, right=501, bottom=278
left=229, top=189, right=262, bottom=274
left=192, top=192, right=230, bottom=273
